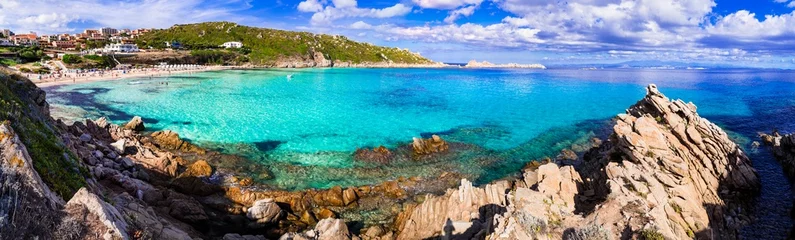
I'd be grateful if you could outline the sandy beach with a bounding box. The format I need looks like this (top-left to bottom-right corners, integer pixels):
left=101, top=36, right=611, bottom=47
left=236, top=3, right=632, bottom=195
left=33, top=65, right=235, bottom=87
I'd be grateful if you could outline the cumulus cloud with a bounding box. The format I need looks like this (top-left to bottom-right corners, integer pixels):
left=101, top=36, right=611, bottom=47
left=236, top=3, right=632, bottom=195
left=349, top=20, right=372, bottom=29
left=297, top=0, right=412, bottom=25
left=0, top=0, right=253, bottom=33
left=297, top=0, right=324, bottom=12
left=443, top=5, right=476, bottom=23
left=360, top=22, right=544, bottom=48
left=412, top=0, right=483, bottom=9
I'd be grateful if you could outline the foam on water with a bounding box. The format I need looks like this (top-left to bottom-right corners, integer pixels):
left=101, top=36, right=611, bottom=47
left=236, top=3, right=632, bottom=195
left=45, top=68, right=795, bottom=237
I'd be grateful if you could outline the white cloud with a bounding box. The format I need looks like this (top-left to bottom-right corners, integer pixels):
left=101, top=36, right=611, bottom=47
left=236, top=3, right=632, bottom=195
left=369, top=22, right=544, bottom=47
left=332, top=0, right=357, bottom=8
left=349, top=21, right=372, bottom=29
left=298, top=0, right=324, bottom=12
left=444, top=5, right=476, bottom=23
left=412, top=0, right=483, bottom=10
left=707, top=10, right=795, bottom=38
left=0, top=0, right=253, bottom=33
left=298, top=0, right=412, bottom=25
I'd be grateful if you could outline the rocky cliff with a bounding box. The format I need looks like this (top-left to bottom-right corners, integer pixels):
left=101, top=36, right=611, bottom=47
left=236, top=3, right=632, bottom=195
left=390, top=84, right=759, bottom=240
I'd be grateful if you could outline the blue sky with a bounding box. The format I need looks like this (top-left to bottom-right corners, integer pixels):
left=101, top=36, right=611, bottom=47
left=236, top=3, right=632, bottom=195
left=2, top=0, right=795, bottom=68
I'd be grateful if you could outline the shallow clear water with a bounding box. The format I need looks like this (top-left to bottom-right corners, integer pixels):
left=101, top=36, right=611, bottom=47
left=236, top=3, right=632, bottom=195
left=45, top=68, right=795, bottom=237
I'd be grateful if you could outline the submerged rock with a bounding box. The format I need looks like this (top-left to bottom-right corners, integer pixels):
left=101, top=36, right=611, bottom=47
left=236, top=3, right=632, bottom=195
left=411, top=135, right=449, bottom=156
left=353, top=146, right=393, bottom=163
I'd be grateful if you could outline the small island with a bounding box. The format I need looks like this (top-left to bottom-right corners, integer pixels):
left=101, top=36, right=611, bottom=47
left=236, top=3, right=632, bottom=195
left=464, top=59, right=546, bottom=69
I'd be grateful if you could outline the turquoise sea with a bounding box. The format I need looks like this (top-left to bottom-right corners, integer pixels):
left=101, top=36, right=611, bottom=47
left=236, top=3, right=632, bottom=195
left=44, top=68, right=795, bottom=237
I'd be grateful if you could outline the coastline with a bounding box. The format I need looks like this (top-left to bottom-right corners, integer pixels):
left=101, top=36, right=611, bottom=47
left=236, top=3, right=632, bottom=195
left=33, top=65, right=236, bottom=87
left=32, top=63, right=455, bottom=87
left=32, top=61, right=552, bottom=87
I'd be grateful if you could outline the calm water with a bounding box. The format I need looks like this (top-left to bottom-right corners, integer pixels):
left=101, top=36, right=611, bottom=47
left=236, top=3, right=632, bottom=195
left=45, top=68, right=795, bottom=237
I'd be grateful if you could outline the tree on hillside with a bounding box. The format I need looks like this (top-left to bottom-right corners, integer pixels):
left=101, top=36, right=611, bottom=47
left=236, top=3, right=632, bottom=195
left=62, top=54, right=81, bottom=64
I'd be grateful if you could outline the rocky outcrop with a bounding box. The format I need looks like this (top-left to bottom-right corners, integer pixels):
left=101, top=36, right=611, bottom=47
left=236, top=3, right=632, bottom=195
left=280, top=218, right=352, bottom=240
left=392, top=84, right=760, bottom=240
left=411, top=135, right=449, bottom=156
left=312, top=50, right=332, bottom=68
left=64, top=188, right=130, bottom=239
left=0, top=123, right=65, bottom=239
left=395, top=179, right=510, bottom=239
left=247, top=198, right=283, bottom=224
left=353, top=146, right=393, bottom=163
left=124, top=116, right=146, bottom=132
left=760, top=131, right=795, bottom=176
left=464, top=60, right=546, bottom=69
left=151, top=130, right=206, bottom=154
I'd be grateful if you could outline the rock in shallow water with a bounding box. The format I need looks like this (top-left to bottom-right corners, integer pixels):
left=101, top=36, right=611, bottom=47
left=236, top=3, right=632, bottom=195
left=411, top=135, right=449, bottom=156
left=124, top=116, right=146, bottom=132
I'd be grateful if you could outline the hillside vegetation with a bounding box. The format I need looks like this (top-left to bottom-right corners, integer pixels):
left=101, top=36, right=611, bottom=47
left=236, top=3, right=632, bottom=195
left=0, top=70, right=87, bottom=199
left=135, top=22, right=433, bottom=65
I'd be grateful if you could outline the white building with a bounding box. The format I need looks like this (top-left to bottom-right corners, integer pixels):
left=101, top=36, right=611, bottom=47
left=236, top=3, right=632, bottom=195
left=221, top=41, right=243, bottom=48
left=104, top=43, right=139, bottom=53
left=0, top=39, right=13, bottom=46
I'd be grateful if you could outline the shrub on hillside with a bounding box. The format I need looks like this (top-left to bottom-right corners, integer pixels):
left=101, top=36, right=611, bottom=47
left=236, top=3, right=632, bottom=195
left=62, top=54, right=81, bottom=64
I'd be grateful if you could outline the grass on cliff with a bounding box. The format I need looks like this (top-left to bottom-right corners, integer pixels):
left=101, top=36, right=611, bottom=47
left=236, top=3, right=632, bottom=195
left=0, top=71, right=87, bottom=199
left=135, top=22, right=433, bottom=65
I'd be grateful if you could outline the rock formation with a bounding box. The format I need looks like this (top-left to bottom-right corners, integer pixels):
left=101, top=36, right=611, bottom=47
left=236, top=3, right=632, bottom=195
left=247, top=198, right=284, bottom=224
left=760, top=131, right=795, bottom=176
left=124, top=116, right=146, bottom=132
left=411, top=135, right=449, bottom=156
left=354, top=146, right=393, bottom=163
left=151, top=130, right=206, bottom=154
left=391, top=84, right=760, bottom=240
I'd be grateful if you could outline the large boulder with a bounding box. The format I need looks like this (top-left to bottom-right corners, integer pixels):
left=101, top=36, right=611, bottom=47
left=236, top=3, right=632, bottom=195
left=315, top=218, right=351, bottom=240
left=313, top=186, right=345, bottom=207
left=246, top=198, right=283, bottom=224
left=179, top=160, right=213, bottom=178
left=124, top=116, right=146, bottom=132
left=65, top=188, right=130, bottom=239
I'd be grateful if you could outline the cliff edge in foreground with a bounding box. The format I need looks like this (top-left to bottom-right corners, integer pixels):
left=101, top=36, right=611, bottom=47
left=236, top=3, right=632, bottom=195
left=390, top=84, right=759, bottom=240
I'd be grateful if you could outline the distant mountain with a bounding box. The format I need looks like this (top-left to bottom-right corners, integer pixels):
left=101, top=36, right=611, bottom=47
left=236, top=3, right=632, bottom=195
left=135, top=22, right=434, bottom=65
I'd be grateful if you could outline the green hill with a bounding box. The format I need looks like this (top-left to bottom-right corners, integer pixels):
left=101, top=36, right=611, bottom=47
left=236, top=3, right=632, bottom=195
left=135, top=22, right=434, bottom=65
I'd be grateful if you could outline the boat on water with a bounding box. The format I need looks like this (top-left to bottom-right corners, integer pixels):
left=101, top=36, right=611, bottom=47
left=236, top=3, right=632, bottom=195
left=286, top=74, right=293, bottom=80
